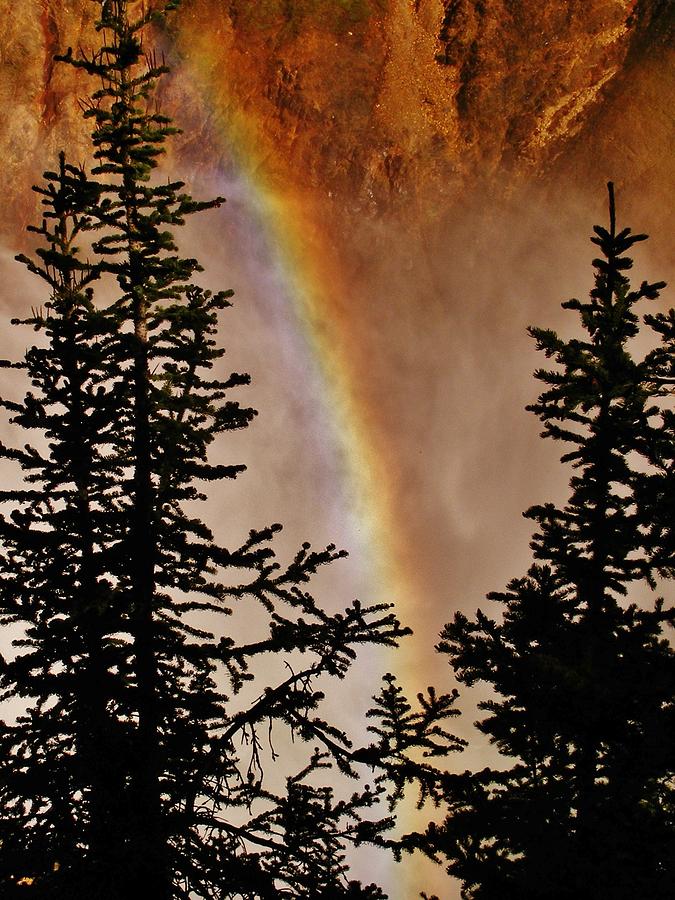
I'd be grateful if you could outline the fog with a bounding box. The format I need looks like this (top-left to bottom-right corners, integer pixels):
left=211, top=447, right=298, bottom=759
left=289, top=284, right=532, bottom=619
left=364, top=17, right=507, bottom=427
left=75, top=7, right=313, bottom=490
left=167, top=170, right=673, bottom=897
left=0, top=160, right=671, bottom=897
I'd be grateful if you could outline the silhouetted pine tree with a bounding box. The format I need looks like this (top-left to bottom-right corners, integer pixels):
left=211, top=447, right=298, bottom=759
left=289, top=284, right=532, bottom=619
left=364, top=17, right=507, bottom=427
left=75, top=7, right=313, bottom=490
left=417, top=186, right=675, bottom=899
left=0, top=2, right=460, bottom=897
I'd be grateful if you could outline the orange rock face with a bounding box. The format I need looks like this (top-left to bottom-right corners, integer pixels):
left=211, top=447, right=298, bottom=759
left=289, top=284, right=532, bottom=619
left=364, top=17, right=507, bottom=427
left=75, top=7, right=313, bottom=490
left=0, top=0, right=672, bottom=232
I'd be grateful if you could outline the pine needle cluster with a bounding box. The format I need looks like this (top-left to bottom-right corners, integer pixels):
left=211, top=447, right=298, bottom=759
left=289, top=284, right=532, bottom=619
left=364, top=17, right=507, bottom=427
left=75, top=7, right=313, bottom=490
left=0, top=3, right=459, bottom=897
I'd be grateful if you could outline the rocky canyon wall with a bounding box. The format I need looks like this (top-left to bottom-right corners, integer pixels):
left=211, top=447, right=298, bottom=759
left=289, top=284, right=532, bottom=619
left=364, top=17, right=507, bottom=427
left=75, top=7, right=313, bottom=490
left=0, top=0, right=671, bottom=231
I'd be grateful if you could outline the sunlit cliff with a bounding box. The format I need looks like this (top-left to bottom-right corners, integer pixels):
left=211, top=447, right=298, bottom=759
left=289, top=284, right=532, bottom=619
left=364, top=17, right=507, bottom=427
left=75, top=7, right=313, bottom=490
left=1, top=0, right=673, bottom=227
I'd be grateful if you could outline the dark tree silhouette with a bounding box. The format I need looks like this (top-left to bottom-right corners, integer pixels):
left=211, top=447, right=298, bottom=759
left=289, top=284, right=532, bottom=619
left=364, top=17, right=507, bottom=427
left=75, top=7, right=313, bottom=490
left=415, top=186, right=675, bottom=899
left=0, top=2, right=460, bottom=897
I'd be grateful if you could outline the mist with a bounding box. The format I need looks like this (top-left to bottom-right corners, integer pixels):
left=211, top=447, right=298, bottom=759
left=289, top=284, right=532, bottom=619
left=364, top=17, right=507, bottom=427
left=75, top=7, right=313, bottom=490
left=1, top=147, right=670, bottom=896
left=129, top=167, right=672, bottom=897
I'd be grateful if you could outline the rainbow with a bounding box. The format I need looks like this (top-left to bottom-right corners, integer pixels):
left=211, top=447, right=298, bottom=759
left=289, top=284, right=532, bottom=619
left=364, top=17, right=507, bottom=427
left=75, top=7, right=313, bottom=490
left=172, top=19, right=416, bottom=619
left=171, top=15, right=446, bottom=899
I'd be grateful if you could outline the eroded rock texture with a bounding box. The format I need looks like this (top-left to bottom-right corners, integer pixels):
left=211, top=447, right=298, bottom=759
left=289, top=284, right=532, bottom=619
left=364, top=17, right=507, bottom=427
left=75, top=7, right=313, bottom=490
left=0, top=0, right=671, bottom=235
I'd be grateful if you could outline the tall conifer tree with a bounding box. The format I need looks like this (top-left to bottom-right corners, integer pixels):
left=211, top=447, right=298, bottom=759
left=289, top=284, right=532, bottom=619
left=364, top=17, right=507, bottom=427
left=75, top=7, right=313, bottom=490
left=419, top=187, right=675, bottom=898
left=0, top=2, right=460, bottom=897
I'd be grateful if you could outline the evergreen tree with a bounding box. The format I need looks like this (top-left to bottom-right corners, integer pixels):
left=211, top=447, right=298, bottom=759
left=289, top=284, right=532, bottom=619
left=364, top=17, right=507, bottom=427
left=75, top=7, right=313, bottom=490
left=0, top=2, right=460, bottom=897
left=417, top=186, right=675, bottom=899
